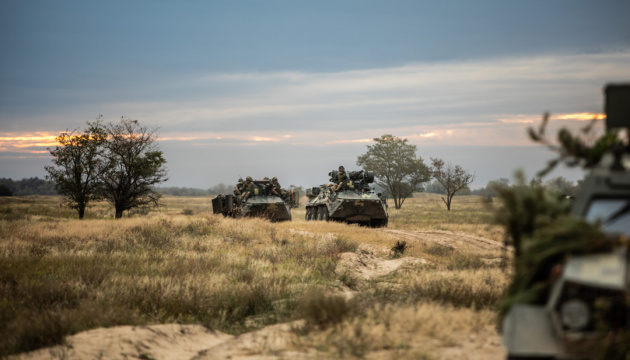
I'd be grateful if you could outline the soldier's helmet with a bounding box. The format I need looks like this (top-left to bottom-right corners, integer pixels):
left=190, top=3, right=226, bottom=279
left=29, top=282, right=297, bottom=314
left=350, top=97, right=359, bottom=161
left=263, top=177, right=270, bottom=181
left=272, top=177, right=278, bottom=182
left=246, top=176, right=253, bottom=181
left=339, top=166, right=345, bottom=172
left=237, top=179, right=243, bottom=184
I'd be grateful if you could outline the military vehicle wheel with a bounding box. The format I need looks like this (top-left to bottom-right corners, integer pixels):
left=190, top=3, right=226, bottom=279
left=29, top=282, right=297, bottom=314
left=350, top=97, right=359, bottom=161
left=317, top=206, right=328, bottom=221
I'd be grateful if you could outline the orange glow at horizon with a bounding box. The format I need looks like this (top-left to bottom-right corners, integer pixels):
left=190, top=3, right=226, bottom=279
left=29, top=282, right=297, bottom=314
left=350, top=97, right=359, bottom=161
left=554, top=112, right=606, bottom=121
left=0, top=133, right=58, bottom=154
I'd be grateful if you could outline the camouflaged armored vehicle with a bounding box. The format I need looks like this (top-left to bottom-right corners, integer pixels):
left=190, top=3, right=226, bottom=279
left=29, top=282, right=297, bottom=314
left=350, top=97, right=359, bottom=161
left=305, top=169, right=388, bottom=227
left=212, top=179, right=297, bottom=222
left=502, top=84, right=630, bottom=360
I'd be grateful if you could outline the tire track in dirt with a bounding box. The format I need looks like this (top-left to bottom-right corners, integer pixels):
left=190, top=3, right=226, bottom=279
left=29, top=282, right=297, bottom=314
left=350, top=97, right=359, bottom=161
left=382, top=229, right=508, bottom=251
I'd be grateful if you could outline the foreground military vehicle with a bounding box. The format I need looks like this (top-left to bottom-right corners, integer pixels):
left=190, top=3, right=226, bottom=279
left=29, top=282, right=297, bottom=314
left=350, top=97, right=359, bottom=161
left=305, top=169, right=388, bottom=227
left=212, top=179, right=297, bottom=222
left=502, top=84, right=630, bottom=359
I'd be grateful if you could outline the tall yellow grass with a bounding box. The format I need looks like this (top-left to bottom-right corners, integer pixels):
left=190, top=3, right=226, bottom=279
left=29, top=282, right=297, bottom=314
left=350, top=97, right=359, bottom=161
left=0, top=194, right=508, bottom=358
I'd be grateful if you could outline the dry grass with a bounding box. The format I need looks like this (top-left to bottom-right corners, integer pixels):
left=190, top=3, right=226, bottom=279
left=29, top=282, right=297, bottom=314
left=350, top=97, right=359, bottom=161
left=0, top=194, right=509, bottom=358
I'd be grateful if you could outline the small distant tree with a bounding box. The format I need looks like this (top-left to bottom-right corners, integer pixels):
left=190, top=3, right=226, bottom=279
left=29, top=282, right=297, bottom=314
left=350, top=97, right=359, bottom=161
left=45, top=121, right=107, bottom=219
left=208, top=183, right=233, bottom=195
left=430, top=158, right=475, bottom=211
left=529, top=177, right=543, bottom=188
left=357, top=134, right=431, bottom=209
left=479, top=178, right=510, bottom=197
left=0, top=184, right=13, bottom=196
left=424, top=179, right=446, bottom=194
left=100, top=119, right=168, bottom=219
left=545, top=176, right=580, bottom=197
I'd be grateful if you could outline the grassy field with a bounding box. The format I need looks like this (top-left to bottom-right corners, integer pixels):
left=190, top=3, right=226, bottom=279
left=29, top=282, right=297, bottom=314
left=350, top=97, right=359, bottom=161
left=0, top=194, right=509, bottom=358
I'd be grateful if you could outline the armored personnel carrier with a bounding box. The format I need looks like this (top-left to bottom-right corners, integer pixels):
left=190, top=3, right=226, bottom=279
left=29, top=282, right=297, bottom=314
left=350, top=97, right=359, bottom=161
left=212, top=179, right=296, bottom=222
left=305, top=169, right=388, bottom=227
left=502, top=84, right=630, bottom=359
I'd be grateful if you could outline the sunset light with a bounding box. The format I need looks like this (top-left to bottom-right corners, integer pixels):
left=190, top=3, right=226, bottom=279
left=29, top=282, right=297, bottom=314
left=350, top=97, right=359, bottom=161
left=0, top=134, right=58, bottom=153
left=554, top=112, right=606, bottom=121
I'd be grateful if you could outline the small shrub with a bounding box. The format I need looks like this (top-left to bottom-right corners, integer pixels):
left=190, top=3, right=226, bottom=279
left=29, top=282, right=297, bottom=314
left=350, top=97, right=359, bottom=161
left=339, top=271, right=359, bottom=290
left=447, top=253, right=486, bottom=270
left=424, top=243, right=454, bottom=257
left=325, top=237, right=358, bottom=257
left=297, top=289, right=353, bottom=331
left=390, top=240, right=409, bottom=258
left=182, top=209, right=194, bottom=216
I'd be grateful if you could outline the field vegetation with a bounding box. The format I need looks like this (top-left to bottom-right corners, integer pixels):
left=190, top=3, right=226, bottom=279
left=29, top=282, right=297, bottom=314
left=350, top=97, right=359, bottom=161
left=0, top=193, right=508, bottom=359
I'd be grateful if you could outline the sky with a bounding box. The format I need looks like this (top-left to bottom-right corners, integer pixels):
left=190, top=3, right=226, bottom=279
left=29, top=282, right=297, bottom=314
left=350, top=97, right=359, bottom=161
left=1, top=0, right=629, bottom=190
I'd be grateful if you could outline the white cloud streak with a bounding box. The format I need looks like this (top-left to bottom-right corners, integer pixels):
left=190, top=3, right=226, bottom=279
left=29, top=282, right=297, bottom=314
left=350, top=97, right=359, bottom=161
left=6, top=50, right=630, bottom=149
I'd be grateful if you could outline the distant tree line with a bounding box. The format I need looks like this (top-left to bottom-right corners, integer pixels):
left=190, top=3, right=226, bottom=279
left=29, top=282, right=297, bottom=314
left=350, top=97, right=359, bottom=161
left=157, top=187, right=209, bottom=196
left=0, top=177, right=57, bottom=196
left=157, top=183, right=306, bottom=197
left=424, top=176, right=582, bottom=198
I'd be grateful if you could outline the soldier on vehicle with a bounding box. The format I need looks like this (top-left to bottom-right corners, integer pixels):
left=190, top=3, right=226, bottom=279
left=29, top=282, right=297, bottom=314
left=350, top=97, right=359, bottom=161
left=331, top=166, right=348, bottom=192
left=262, top=177, right=271, bottom=195
left=241, top=176, right=255, bottom=201
left=269, top=177, right=285, bottom=197
left=234, top=179, right=244, bottom=195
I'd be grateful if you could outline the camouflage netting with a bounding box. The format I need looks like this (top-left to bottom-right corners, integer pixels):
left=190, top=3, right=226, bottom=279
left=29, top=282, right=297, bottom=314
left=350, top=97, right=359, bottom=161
left=494, top=174, right=612, bottom=316
left=494, top=177, right=630, bottom=359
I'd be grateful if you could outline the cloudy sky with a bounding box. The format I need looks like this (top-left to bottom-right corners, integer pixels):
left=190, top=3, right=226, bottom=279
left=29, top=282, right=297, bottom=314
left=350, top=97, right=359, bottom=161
left=1, top=1, right=629, bottom=190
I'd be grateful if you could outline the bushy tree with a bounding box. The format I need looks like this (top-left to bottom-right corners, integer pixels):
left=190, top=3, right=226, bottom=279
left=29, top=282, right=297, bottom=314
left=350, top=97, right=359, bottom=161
left=45, top=122, right=107, bottom=219
left=544, top=176, right=581, bottom=197
left=45, top=118, right=167, bottom=219
left=430, top=158, right=475, bottom=211
left=100, top=119, right=168, bottom=219
left=357, top=134, right=431, bottom=209
left=473, top=178, right=510, bottom=197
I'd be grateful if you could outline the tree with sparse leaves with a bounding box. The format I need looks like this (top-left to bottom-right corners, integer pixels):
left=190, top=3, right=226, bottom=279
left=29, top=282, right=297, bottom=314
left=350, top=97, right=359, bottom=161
left=100, top=119, right=168, bottom=219
left=45, top=121, right=107, bottom=219
left=430, top=158, right=475, bottom=211
left=357, top=134, right=431, bottom=209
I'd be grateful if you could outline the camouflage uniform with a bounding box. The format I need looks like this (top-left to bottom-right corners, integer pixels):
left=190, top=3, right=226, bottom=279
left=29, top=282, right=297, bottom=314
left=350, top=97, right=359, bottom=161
left=262, top=177, right=272, bottom=195
left=269, top=177, right=285, bottom=196
left=234, top=179, right=244, bottom=195
left=331, top=166, right=348, bottom=192
left=241, top=176, right=255, bottom=201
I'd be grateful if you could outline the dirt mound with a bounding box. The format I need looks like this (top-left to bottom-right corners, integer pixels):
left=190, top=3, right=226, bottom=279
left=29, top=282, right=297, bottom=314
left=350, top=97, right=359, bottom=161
left=17, top=324, right=232, bottom=360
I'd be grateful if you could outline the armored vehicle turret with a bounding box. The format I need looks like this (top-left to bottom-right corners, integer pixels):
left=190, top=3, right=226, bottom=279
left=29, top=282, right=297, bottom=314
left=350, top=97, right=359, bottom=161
left=502, top=84, right=630, bottom=359
left=212, top=178, right=297, bottom=222
left=305, top=169, right=388, bottom=227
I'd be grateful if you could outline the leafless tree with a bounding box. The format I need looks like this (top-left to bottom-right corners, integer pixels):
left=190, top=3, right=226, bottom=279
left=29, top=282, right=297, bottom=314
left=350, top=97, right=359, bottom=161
left=430, top=158, right=475, bottom=211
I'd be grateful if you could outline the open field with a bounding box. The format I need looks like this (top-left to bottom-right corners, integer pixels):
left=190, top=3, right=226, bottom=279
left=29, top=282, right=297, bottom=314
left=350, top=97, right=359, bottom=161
left=1, top=194, right=510, bottom=359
